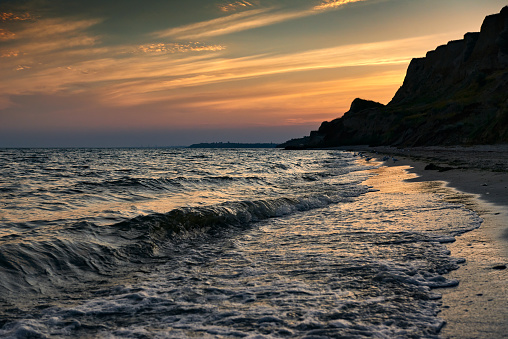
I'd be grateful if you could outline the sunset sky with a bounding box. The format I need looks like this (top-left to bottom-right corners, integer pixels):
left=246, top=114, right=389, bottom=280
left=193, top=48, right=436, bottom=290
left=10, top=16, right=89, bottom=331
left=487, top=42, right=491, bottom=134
left=0, top=0, right=505, bottom=147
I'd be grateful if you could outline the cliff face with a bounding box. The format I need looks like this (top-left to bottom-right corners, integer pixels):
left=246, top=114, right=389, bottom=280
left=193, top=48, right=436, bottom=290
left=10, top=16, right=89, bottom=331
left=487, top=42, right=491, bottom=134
left=391, top=6, right=508, bottom=107
left=280, top=6, right=508, bottom=149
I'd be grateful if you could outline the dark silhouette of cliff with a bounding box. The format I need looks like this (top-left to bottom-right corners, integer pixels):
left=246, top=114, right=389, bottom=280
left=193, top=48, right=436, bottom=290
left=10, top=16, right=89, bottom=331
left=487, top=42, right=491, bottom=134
left=280, top=6, right=508, bottom=149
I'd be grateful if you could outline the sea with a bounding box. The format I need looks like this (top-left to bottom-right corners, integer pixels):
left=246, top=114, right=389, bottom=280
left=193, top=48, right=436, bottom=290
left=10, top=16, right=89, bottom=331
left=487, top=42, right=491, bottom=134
left=0, top=148, right=482, bottom=338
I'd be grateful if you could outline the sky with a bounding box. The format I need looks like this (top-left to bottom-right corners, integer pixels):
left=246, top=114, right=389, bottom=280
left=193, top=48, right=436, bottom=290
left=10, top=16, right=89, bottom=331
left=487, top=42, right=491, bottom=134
left=0, top=0, right=506, bottom=147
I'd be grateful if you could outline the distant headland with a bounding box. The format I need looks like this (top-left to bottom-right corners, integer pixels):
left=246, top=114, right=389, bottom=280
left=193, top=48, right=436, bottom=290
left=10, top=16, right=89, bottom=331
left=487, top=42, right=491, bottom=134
left=279, top=6, right=508, bottom=149
left=189, top=142, right=278, bottom=148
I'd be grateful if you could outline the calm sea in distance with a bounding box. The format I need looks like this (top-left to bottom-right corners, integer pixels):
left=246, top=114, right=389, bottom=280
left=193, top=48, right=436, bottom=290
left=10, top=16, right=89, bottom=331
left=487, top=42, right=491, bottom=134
left=0, top=148, right=481, bottom=338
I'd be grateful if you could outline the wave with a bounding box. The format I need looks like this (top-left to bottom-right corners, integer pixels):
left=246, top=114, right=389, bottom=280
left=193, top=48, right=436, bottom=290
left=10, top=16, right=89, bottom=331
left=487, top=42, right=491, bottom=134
left=0, top=229, right=122, bottom=298
left=119, top=192, right=359, bottom=236
left=78, top=177, right=185, bottom=190
left=0, top=188, right=367, bottom=301
left=76, top=175, right=270, bottom=192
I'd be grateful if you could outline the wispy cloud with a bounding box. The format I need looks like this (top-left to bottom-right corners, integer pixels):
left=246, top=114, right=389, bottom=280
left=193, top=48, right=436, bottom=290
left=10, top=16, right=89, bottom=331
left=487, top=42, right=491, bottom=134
left=0, top=18, right=101, bottom=58
left=0, top=28, right=16, bottom=41
left=176, top=69, right=405, bottom=124
left=0, top=12, right=35, bottom=22
left=157, top=0, right=374, bottom=40
left=138, top=42, right=226, bottom=54
left=314, top=0, right=367, bottom=11
left=0, top=15, right=231, bottom=109
left=0, top=50, right=19, bottom=57
left=0, top=15, right=225, bottom=70
left=15, top=65, right=31, bottom=71
left=157, top=8, right=321, bottom=40
left=155, top=8, right=271, bottom=39
left=1, top=32, right=448, bottom=110
left=218, top=1, right=259, bottom=12
left=60, top=35, right=450, bottom=108
left=0, top=11, right=37, bottom=42
left=0, top=3, right=453, bottom=128
left=15, top=18, right=101, bottom=40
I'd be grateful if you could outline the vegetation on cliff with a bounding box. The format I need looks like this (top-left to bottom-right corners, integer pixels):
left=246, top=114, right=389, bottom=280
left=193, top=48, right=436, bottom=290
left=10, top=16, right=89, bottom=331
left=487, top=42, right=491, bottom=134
left=280, top=6, right=508, bottom=149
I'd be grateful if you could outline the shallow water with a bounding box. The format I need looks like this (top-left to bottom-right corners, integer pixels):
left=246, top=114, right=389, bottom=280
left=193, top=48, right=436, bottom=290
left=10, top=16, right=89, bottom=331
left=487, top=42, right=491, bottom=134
left=0, top=148, right=481, bottom=338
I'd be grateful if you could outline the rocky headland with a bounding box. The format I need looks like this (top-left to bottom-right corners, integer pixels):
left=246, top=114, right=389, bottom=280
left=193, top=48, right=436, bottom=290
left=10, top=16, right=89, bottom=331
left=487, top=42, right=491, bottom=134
left=280, top=6, right=508, bottom=149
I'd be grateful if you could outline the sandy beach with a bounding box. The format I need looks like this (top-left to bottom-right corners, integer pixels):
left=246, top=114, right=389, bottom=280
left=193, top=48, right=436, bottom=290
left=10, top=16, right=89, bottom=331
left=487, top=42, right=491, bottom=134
left=352, top=145, right=508, bottom=338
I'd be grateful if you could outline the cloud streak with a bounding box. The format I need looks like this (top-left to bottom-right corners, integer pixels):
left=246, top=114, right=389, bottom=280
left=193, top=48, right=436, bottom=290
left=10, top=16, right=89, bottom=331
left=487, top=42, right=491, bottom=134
left=1, top=31, right=450, bottom=111
left=218, top=1, right=259, bottom=12
left=0, top=28, right=16, bottom=40
left=0, top=12, right=35, bottom=22
left=155, top=8, right=272, bottom=39
left=1, top=0, right=457, bottom=122
left=314, top=0, right=367, bottom=11
left=111, top=34, right=440, bottom=98
left=0, top=17, right=101, bottom=60
left=1, top=0, right=504, bottom=145
left=0, top=15, right=230, bottom=109
left=157, top=0, right=373, bottom=39
left=138, top=42, right=226, bottom=54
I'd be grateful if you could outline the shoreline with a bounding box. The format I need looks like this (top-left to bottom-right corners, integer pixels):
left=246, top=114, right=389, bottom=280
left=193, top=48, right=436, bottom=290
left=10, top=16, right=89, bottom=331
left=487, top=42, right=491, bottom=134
left=354, top=146, right=508, bottom=338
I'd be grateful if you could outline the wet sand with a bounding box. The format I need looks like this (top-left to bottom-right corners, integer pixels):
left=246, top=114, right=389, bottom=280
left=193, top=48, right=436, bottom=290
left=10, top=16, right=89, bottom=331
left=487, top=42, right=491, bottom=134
left=350, top=145, right=508, bottom=338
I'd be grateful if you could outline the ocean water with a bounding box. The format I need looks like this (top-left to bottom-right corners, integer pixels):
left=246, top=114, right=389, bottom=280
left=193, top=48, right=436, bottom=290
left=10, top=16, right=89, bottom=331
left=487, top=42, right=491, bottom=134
left=0, top=148, right=482, bottom=338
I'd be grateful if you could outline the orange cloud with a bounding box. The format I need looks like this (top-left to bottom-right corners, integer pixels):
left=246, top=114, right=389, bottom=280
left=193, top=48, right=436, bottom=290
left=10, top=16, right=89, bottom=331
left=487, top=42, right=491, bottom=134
left=16, top=18, right=101, bottom=40
left=158, top=8, right=319, bottom=39
left=314, top=0, right=367, bottom=11
left=138, top=42, right=226, bottom=54
left=77, top=34, right=443, bottom=108
left=178, top=70, right=404, bottom=112
left=1, top=32, right=448, bottom=110
left=157, top=0, right=378, bottom=40
left=218, top=1, right=259, bottom=12
left=155, top=8, right=272, bottom=39
left=1, top=50, right=19, bottom=57
left=85, top=70, right=405, bottom=129
left=0, top=3, right=459, bottom=131
left=0, top=12, right=34, bottom=22
left=15, top=65, right=31, bottom=71
left=0, top=28, right=16, bottom=41
left=0, top=17, right=101, bottom=71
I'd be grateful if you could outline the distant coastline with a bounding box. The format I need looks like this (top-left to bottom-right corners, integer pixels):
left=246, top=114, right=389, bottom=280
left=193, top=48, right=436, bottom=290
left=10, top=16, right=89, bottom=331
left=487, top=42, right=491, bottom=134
left=188, top=142, right=278, bottom=148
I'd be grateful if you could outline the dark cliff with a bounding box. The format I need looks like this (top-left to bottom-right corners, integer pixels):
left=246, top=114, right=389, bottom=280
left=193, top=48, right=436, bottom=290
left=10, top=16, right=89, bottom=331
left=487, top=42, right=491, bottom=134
left=280, top=6, right=508, bottom=149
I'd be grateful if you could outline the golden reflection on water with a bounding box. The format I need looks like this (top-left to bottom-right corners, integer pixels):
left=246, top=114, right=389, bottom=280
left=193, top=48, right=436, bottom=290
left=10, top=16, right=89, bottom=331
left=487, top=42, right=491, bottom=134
left=229, top=164, right=482, bottom=289
left=1, top=185, right=255, bottom=230
left=366, top=165, right=477, bottom=209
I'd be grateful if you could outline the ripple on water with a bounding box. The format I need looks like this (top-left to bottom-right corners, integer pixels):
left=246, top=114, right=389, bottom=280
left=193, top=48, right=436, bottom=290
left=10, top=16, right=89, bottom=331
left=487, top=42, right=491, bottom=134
left=0, top=149, right=481, bottom=338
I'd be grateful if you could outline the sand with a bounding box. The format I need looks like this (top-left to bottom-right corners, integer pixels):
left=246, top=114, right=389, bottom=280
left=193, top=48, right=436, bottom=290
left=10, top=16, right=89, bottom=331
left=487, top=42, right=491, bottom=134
left=347, top=145, right=508, bottom=338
